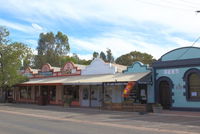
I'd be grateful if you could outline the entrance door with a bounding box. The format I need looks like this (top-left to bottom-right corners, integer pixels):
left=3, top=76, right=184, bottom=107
left=159, top=81, right=171, bottom=109
left=91, top=86, right=102, bottom=107
left=81, top=87, right=90, bottom=107
left=40, top=86, right=49, bottom=105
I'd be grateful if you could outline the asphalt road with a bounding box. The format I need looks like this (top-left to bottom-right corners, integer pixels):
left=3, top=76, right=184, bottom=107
left=0, top=104, right=200, bottom=134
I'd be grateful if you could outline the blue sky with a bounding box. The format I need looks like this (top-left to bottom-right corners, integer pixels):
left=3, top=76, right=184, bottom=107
left=0, top=0, right=200, bottom=60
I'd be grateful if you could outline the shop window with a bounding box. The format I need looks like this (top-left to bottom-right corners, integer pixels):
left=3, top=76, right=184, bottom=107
left=64, top=86, right=79, bottom=101
left=35, top=86, right=40, bottom=99
left=20, top=86, right=31, bottom=99
left=104, top=86, right=113, bottom=103
left=27, top=87, right=31, bottom=99
left=49, top=86, right=56, bottom=101
left=188, top=73, right=200, bottom=100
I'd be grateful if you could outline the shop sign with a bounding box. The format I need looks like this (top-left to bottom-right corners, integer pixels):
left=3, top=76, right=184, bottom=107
left=39, top=71, right=53, bottom=76
left=163, top=69, right=179, bottom=75
left=104, top=82, right=127, bottom=85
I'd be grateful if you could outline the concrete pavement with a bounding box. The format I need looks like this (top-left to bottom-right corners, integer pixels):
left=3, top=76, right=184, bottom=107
left=0, top=103, right=200, bottom=134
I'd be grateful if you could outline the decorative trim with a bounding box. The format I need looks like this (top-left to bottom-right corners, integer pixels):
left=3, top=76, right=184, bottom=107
left=183, top=68, right=200, bottom=101
left=61, top=62, right=81, bottom=73
left=153, top=58, right=200, bottom=69
left=123, top=61, right=151, bottom=73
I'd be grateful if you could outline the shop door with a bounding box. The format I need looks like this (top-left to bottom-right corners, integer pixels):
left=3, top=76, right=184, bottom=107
left=91, top=86, right=102, bottom=107
left=40, top=86, right=49, bottom=105
left=81, top=87, right=90, bottom=107
left=159, top=81, right=171, bottom=109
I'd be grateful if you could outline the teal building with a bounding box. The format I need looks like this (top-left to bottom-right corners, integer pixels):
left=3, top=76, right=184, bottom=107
left=153, top=47, right=200, bottom=110
left=123, top=61, right=154, bottom=104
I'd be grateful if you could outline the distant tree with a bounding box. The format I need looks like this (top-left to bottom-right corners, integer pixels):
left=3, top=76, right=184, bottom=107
left=59, top=56, right=77, bottom=67
left=92, top=51, right=99, bottom=59
left=100, top=51, right=106, bottom=62
left=35, top=31, right=70, bottom=68
left=72, top=53, right=79, bottom=63
left=115, top=51, right=156, bottom=66
left=106, top=48, right=114, bottom=63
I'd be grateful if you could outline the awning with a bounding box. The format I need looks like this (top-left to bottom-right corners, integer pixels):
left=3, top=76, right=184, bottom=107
left=19, top=72, right=151, bottom=86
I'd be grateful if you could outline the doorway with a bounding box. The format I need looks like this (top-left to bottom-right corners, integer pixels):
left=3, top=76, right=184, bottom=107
left=40, top=86, right=49, bottom=105
left=159, top=81, right=171, bottom=109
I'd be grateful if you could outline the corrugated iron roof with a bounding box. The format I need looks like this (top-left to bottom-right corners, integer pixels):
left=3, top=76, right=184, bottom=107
left=20, top=72, right=151, bottom=85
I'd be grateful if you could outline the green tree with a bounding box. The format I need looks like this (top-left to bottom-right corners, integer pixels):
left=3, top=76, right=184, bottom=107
left=35, top=31, right=70, bottom=68
left=115, top=51, right=156, bottom=66
left=0, top=27, right=32, bottom=101
left=92, top=51, right=99, bottom=59
left=100, top=51, right=106, bottom=62
left=71, top=53, right=91, bottom=65
left=106, top=48, right=114, bottom=63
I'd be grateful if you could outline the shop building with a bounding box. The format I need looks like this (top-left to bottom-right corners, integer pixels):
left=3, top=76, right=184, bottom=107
left=14, top=58, right=152, bottom=112
left=12, top=47, right=200, bottom=111
left=153, top=47, right=200, bottom=110
left=14, top=62, right=85, bottom=105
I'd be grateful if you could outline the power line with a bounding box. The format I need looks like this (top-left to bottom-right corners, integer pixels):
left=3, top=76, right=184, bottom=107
left=135, top=0, right=194, bottom=12
left=180, top=0, right=200, bottom=6
left=159, top=0, right=200, bottom=9
left=176, top=36, right=200, bottom=60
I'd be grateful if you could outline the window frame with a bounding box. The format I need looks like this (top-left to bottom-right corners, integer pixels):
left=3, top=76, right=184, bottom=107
left=183, top=68, right=200, bottom=101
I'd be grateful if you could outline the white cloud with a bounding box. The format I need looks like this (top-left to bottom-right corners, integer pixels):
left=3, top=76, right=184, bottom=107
left=70, top=30, right=185, bottom=59
left=77, top=54, right=92, bottom=60
left=1, top=0, right=200, bottom=35
left=32, top=23, right=43, bottom=31
left=169, top=37, right=200, bottom=47
left=0, top=19, right=34, bottom=33
left=1, top=0, right=200, bottom=60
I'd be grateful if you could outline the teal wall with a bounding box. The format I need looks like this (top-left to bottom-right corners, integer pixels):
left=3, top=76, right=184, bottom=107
left=147, top=84, right=154, bottom=103
left=123, top=61, right=150, bottom=73
left=156, top=66, right=200, bottom=108
left=161, top=47, right=200, bottom=61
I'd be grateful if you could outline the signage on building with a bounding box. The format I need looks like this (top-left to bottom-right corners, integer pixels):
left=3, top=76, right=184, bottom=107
left=163, top=69, right=179, bottom=75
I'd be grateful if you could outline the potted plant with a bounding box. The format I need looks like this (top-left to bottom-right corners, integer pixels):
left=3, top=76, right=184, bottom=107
left=152, top=103, right=163, bottom=113
left=63, top=95, right=73, bottom=107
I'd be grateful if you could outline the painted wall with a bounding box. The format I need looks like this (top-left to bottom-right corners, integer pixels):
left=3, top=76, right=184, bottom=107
left=147, top=84, right=154, bottom=103
left=156, top=66, right=200, bottom=108
left=82, top=58, right=116, bottom=75
left=123, top=61, right=150, bottom=73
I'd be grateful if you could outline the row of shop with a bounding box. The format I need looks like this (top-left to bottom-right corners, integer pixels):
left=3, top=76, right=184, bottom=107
left=11, top=46, right=200, bottom=111
left=15, top=71, right=151, bottom=111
